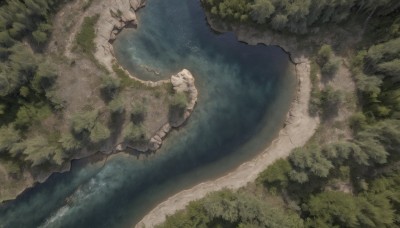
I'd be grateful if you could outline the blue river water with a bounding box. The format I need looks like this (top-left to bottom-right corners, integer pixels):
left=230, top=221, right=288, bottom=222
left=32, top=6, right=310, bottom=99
left=0, top=0, right=295, bottom=227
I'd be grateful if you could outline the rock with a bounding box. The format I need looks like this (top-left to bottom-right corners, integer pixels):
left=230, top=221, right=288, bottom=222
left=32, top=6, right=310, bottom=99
left=171, top=69, right=195, bottom=93
left=130, top=0, right=146, bottom=10
left=149, top=137, right=162, bottom=151
left=115, top=143, right=126, bottom=152
left=110, top=32, right=117, bottom=41
left=162, top=124, right=171, bottom=133
left=170, top=70, right=198, bottom=128
left=153, top=135, right=162, bottom=143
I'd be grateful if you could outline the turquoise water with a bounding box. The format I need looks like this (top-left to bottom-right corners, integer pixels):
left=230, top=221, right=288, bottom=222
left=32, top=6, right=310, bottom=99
left=0, top=0, right=295, bottom=227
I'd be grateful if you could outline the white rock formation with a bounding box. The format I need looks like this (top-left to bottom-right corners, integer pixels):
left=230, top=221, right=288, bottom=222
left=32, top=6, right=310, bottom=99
left=170, top=69, right=198, bottom=127
left=94, top=0, right=146, bottom=72
left=148, top=70, right=198, bottom=150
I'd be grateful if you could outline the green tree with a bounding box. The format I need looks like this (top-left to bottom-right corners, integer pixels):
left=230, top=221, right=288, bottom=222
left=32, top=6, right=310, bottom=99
left=89, top=121, right=110, bottom=143
left=321, top=57, right=340, bottom=77
left=317, top=44, right=333, bottom=66
left=250, top=0, right=275, bottom=24
left=320, top=86, right=344, bottom=118
left=131, top=102, right=146, bottom=124
left=170, top=92, right=188, bottom=111
left=122, top=122, right=146, bottom=143
left=32, top=30, right=48, bottom=44
left=306, top=191, right=395, bottom=228
left=377, top=59, right=400, bottom=83
left=271, top=14, right=288, bottom=30
left=0, top=125, right=21, bottom=155
left=257, top=158, right=292, bottom=191
left=366, top=38, right=400, bottom=66
left=0, top=31, right=14, bottom=47
left=71, top=110, right=98, bottom=135
left=289, top=144, right=333, bottom=181
left=31, top=60, right=57, bottom=93
left=59, top=132, right=82, bottom=153
left=160, top=190, right=304, bottom=228
left=100, top=75, right=121, bottom=101
left=108, top=96, right=124, bottom=114
left=22, top=135, right=61, bottom=167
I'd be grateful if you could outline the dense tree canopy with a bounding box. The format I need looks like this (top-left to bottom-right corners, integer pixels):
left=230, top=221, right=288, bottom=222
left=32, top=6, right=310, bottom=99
left=160, top=190, right=304, bottom=228
left=202, top=0, right=400, bottom=34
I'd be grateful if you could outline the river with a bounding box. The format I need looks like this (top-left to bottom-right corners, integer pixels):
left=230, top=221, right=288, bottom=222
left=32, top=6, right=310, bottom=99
left=0, top=0, right=295, bottom=227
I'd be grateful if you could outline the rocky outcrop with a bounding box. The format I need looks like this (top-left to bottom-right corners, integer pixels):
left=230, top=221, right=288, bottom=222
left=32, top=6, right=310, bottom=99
left=94, top=0, right=146, bottom=72
left=130, top=0, right=146, bottom=10
left=148, top=124, right=171, bottom=151
left=116, top=69, right=198, bottom=152
left=149, top=70, right=198, bottom=150
left=170, top=69, right=198, bottom=127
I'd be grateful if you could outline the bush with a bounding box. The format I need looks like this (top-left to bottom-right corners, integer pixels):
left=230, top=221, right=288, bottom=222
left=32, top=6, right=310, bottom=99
left=317, top=44, right=333, bottom=66
left=309, top=90, right=321, bottom=116
left=122, top=122, right=146, bottom=144
left=108, top=96, right=124, bottom=114
left=71, top=110, right=98, bottom=135
left=350, top=112, right=368, bottom=132
left=32, top=61, right=58, bottom=93
left=257, top=159, right=292, bottom=192
left=0, top=125, right=21, bottom=155
left=22, top=136, right=63, bottom=167
left=169, top=92, right=188, bottom=111
left=131, top=102, right=146, bottom=124
left=100, top=75, right=121, bottom=101
left=160, top=190, right=304, bottom=228
left=89, top=121, right=110, bottom=144
left=320, top=86, right=344, bottom=118
left=321, top=58, right=340, bottom=78
left=14, top=103, right=52, bottom=129
left=169, top=92, right=188, bottom=122
left=59, top=132, right=82, bottom=153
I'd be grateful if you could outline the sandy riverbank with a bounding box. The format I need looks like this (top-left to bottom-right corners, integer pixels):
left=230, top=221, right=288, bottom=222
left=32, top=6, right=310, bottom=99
left=135, top=18, right=320, bottom=228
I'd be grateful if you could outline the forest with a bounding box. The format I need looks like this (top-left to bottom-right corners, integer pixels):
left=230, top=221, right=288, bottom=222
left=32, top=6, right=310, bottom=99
left=202, top=0, right=400, bottom=34
left=0, top=0, right=70, bottom=170
left=160, top=0, right=400, bottom=227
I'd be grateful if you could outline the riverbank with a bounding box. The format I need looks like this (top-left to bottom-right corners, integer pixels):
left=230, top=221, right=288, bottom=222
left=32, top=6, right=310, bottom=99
left=0, top=0, right=198, bottom=204
left=136, top=18, right=320, bottom=226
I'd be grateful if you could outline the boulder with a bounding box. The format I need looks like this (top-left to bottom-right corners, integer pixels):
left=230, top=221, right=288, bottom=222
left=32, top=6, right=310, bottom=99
left=130, top=0, right=146, bottom=10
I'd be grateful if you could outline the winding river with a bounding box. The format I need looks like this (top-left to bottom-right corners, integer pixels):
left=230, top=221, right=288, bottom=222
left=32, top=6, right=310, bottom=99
left=0, top=0, right=296, bottom=227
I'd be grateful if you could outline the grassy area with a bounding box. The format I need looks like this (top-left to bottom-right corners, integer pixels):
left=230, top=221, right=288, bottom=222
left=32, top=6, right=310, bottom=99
left=309, top=60, right=321, bottom=116
left=76, top=14, right=99, bottom=55
left=112, top=64, right=151, bottom=89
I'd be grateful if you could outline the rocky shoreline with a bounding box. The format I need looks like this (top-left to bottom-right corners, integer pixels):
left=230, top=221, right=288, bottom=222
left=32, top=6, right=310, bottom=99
left=136, top=14, right=320, bottom=228
left=0, top=0, right=198, bottom=204
left=93, top=0, right=198, bottom=153
left=117, top=69, right=198, bottom=152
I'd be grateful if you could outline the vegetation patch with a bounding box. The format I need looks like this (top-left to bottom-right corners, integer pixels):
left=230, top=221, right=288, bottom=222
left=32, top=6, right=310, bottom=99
left=76, top=14, right=100, bottom=55
left=112, top=64, right=149, bottom=89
